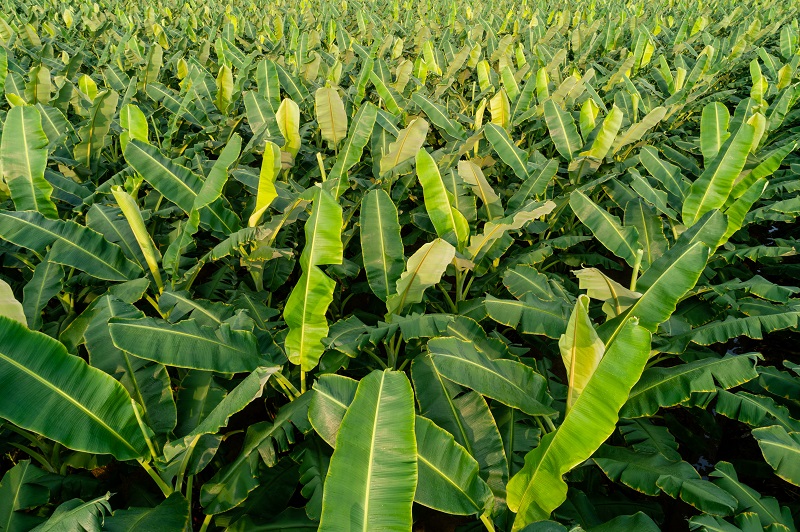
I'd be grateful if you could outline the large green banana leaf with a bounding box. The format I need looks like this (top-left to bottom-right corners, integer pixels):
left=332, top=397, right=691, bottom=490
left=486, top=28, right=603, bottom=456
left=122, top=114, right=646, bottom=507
left=123, top=139, right=238, bottom=234
left=163, top=366, right=276, bottom=471
left=484, top=123, right=530, bottom=180
left=412, top=357, right=509, bottom=503
left=0, top=105, right=57, bottom=218
left=485, top=294, right=571, bottom=339
left=200, top=394, right=311, bottom=514
left=360, top=189, right=405, bottom=301
left=86, top=296, right=176, bottom=435
left=507, top=317, right=651, bottom=530
left=326, top=102, right=377, bottom=198
left=32, top=494, right=112, bottom=532
left=22, top=255, right=64, bottom=330
left=284, top=188, right=343, bottom=372
left=103, top=493, right=190, bottom=532
left=427, top=338, right=556, bottom=417
left=621, top=354, right=760, bottom=418
left=0, top=315, right=148, bottom=460
left=544, top=99, right=583, bottom=161
left=319, top=370, right=417, bottom=531
left=308, top=374, right=494, bottom=518
left=752, top=426, right=800, bottom=486
left=415, top=415, right=494, bottom=517
left=0, top=460, right=50, bottom=531
left=108, top=317, right=262, bottom=372
left=682, top=119, right=757, bottom=225
left=699, top=102, right=730, bottom=165
left=592, top=446, right=737, bottom=516
left=597, top=241, right=711, bottom=345
left=0, top=211, right=142, bottom=281
left=715, top=390, right=800, bottom=432
left=570, top=191, right=640, bottom=267
left=710, top=461, right=796, bottom=530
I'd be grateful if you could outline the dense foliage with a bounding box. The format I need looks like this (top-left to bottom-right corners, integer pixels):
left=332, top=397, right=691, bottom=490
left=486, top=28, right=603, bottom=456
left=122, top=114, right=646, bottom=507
left=0, top=0, right=799, bottom=529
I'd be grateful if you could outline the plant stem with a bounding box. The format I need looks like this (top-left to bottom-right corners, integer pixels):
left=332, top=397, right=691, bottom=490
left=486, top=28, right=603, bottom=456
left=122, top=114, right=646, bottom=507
left=300, top=370, right=307, bottom=394
left=480, top=512, right=496, bottom=532
left=274, top=372, right=301, bottom=400
left=439, top=284, right=457, bottom=313
left=199, top=514, right=213, bottom=532
left=131, top=399, right=158, bottom=461
left=175, top=434, right=201, bottom=493
left=138, top=459, right=173, bottom=497
left=544, top=416, right=557, bottom=433
left=8, top=443, right=54, bottom=473
left=365, top=348, right=388, bottom=369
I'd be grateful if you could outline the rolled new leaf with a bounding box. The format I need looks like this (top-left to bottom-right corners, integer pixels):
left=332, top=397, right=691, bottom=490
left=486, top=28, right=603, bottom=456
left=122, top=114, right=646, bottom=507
left=0, top=315, right=148, bottom=460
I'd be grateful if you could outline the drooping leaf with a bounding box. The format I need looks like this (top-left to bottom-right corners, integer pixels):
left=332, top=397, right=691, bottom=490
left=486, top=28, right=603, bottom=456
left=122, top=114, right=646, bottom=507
left=0, top=315, right=148, bottom=460
left=0, top=211, right=143, bottom=281
left=428, top=338, right=555, bottom=417
left=108, top=317, right=262, bottom=372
